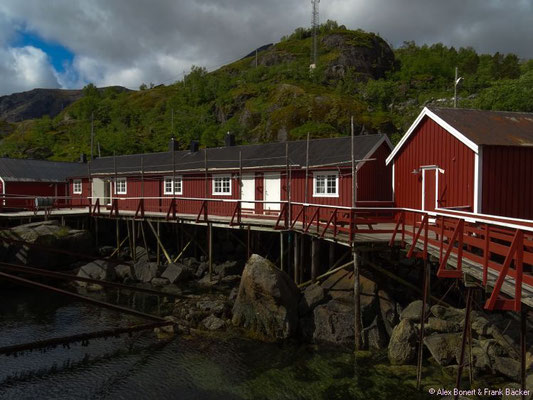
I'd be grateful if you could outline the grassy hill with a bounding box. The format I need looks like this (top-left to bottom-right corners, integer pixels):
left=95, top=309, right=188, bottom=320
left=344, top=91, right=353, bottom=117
left=1, top=21, right=532, bottom=161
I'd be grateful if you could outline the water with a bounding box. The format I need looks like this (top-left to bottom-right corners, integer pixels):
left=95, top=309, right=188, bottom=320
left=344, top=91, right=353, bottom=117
left=0, top=288, right=432, bottom=400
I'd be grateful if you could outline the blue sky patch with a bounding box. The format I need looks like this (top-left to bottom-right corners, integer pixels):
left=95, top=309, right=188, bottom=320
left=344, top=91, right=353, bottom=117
left=13, top=29, right=74, bottom=73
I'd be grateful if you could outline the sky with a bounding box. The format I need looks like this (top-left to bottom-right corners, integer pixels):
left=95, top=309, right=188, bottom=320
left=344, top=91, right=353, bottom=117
left=0, top=0, right=532, bottom=96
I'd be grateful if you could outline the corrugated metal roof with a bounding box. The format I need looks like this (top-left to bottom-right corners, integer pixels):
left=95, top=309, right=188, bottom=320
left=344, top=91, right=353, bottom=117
left=85, top=134, right=390, bottom=176
left=430, top=107, right=533, bottom=146
left=0, top=158, right=88, bottom=182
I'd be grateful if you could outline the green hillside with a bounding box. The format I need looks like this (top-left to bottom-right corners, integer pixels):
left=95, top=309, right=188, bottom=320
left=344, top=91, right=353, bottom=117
left=1, top=21, right=532, bottom=161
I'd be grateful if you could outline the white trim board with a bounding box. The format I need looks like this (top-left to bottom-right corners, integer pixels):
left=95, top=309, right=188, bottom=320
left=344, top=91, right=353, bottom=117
left=386, top=107, right=479, bottom=165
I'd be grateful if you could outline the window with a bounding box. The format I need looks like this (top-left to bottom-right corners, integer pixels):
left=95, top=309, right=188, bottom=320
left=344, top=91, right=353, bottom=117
left=73, top=179, right=82, bottom=194
left=164, top=176, right=183, bottom=195
left=115, top=178, right=127, bottom=194
left=212, top=175, right=231, bottom=195
left=313, top=172, right=339, bottom=197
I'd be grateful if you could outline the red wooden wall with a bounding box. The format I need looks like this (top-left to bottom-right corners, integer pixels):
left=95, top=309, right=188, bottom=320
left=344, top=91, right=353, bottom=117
left=482, top=146, right=533, bottom=219
left=393, top=117, right=475, bottom=211
left=3, top=182, right=67, bottom=208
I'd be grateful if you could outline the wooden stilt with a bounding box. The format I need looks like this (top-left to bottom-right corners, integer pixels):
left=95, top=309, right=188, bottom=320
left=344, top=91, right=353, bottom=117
left=455, top=287, right=473, bottom=399
left=94, top=217, right=98, bottom=248
left=329, top=242, right=335, bottom=269
left=146, top=220, right=172, bottom=265
left=353, top=247, right=362, bottom=351
left=156, top=221, right=161, bottom=265
left=416, top=258, right=430, bottom=389
left=247, top=225, right=251, bottom=259
left=115, top=219, right=120, bottom=254
left=132, top=220, right=136, bottom=262
left=280, top=232, right=285, bottom=271
left=311, top=237, right=319, bottom=283
left=126, top=219, right=133, bottom=259
left=299, top=234, right=305, bottom=283
left=208, top=223, right=213, bottom=281
left=521, top=308, right=527, bottom=399
left=140, top=221, right=149, bottom=260
left=294, top=233, right=300, bottom=284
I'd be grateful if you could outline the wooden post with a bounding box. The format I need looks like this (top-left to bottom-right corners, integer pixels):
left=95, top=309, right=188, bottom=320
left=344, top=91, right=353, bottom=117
left=115, top=219, right=120, bottom=255
left=156, top=221, right=161, bottom=265
left=329, top=242, right=335, bottom=269
left=94, top=217, right=98, bottom=248
left=294, top=233, right=300, bottom=284
left=208, top=223, right=213, bottom=281
left=416, top=258, right=430, bottom=389
left=132, top=220, right=136, bottom=262
left=521, top=308, right=527, bottom=398
left=299, top=234, right=305, bottom=283
left=353, top=247, right=362, bottom=350
left=140, top=221, right=149, bottom=260
left=311, top=237, right=319, bottom=283
left=280, top=232, right=285, bottom=271
left=126, top=219, right=133, bottom=259
left=247, top=225, right=251, bottom=259
left=455, top=287, right=473, bottom=399
left=304, top=133, right=310, bottom=203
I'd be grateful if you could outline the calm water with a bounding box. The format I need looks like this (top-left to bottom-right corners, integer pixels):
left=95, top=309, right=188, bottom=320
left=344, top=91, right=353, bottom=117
left=0, top=288, right=431, bottom=400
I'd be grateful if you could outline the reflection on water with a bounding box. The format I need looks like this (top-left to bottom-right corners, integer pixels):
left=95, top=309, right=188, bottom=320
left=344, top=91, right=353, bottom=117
left=0, top=288, right=430, bottom=400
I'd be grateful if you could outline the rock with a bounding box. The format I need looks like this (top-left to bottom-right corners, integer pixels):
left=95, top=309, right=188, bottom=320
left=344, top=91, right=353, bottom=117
left=363, top=315, right=389, bottom=350
left=232, top=254, right=300, bottom=339
left=161, top=285, right=182, bottom=295
left=114, top=264, right=133, bottom=281
left=388, top=319, right=418, bottom=365
left=426, top=317, right=461, bottom=333
left=196, top=300, right=225, bottom=316
left=0, top=220, right=93, bottom=269
left=430, top=305, right=464, bottom=323
left=481, top=338, right=508, bottom=359
left=221, top=275, right=241, bottom=283
left=151, top=277, right=170, bottom=287
left=378, top=289, right=400, bottom=336
left=98, top=246, right=115, bottom=257
left=423, top=333, right=462, bottom=366
left=313, top=298, right=354, bottom=345
left=472, top=345, right=491, bottom=373
left=400, top=300, right=429, bottom=322
left=471, top=311, right=491, bottom=336
left=134, top=246, right=149, bottom=263
left=182, top=257, right=199, bottom=269
left=195, top=262, right=208, bottom=278
left=134, top=261, right=158, bottom=283
left=202, top=315, right=226, bottom=331
left=493, top=356, right=520, bottom=381
left=228, top=287, right=238, bottom=302
left=298, top=283, right=325, bottom=315
left=77, top=260, right=115, bottom=285
left=161, top=263, right=191, bottom=284
left=502, top=383, right=527, bottom=400
left=214, top=260, right=242, bottom=278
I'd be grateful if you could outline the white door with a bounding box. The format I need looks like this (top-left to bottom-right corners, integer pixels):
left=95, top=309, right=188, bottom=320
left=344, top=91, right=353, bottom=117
left=264, top=172, right=281, bottom=211
left=241, top=174, right=255, bottom=210
left=92, top=178, right=105, bottom=205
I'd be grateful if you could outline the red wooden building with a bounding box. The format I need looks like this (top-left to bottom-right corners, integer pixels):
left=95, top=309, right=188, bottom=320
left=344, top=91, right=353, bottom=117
left=386, top=107, right=533, bottom=219
left=0, top=157, right=86, bottom=209
left=69, top=134, right=393, bottom=216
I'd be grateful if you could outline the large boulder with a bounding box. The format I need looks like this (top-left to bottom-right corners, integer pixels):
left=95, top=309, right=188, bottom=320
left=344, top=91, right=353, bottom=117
left=134, top=261, right=158, bottom=283
left=388, top=319, right=418, bottom=365
left=77, top=260, right=115, bottom=285
left=492, top=356, right=521, bottom=381
left=232, top=254, right=300, bottom=339
left=298, top=283, right=326, bottom=315
left=313, top=298, right=355, bottom=345
left=0, top=220, right=93, bottom=269
left=161, top=263, right=191, bottom=284
left=378, top=289, right=401, bottom=336
left=400, top=300, right=429, bottom=322
left=423, top=333, right=462, bottom=366
left=214, top=260, right=243, bottom=278
left=363, top=315, right=389, bottom=350
left=114, top=264, right=134, bottom=281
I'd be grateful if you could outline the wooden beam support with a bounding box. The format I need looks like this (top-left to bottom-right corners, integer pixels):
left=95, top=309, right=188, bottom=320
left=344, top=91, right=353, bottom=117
left=147, top=220, right=172, bottom=265
left=311, top=237, right=319, bottom=283
left=353, top=247, right=362, bottom=351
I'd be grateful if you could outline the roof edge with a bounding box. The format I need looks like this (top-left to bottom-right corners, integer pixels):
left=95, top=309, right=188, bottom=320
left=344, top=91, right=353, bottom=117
left=385, top=107, right=479, bottom=165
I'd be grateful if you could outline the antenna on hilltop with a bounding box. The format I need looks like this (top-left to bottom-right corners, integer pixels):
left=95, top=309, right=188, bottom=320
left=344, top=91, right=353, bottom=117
left=311, top=0, right=320, bottom=69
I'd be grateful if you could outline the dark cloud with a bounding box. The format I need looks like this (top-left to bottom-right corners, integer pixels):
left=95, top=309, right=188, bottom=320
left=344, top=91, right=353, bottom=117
left=0, top=0, right=531, bottom=95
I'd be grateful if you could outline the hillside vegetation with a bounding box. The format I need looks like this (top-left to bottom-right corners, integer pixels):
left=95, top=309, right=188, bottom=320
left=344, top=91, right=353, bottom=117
left=1, top=21, right=532, bottom=161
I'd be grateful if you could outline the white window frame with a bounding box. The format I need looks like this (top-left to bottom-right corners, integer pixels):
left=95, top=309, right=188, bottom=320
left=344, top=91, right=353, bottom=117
left=313, top=171, right=339, bottom=198
left=212, top=174, right=232, bottom=196
left=163, top=176, right=183, bottom=195
left=114, top=177, right=127, bottom=195
left=73, top=179, right=82, bottom=195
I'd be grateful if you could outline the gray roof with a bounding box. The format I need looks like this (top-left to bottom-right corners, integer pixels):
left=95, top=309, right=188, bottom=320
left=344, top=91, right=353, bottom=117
left=84, top=134, right=391, bottom=176
left=0, top=158, right=88, bottom=182
left=429, top=107, right=533, bottom=146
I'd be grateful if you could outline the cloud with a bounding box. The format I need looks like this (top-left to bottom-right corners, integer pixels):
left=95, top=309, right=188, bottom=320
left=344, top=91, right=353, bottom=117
left=0, top=0, right=532, bottom=95
left=0, top=46, right=60, bottom=95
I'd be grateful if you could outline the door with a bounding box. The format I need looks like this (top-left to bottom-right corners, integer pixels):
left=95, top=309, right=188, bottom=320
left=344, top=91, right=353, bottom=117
left=241, top=174, right=255, bottom=210
left=92, top=178, right=104, bottom=205
left=264, top=172, right=281, bottom=211
left=422, top=168, right=437, bottom=212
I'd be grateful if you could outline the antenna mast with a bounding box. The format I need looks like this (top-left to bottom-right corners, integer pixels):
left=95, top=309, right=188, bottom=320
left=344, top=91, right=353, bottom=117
left=311, top=0, right=320, bottom=68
